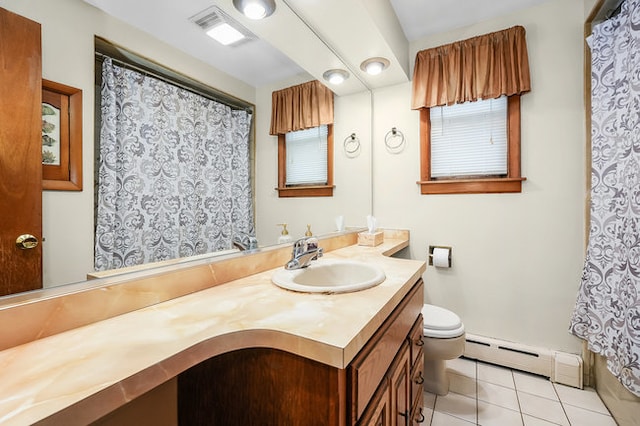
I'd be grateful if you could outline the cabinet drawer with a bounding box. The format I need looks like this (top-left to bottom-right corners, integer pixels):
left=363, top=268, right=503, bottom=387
left=411, top=404, right=427, bottom=425
left=411, top=354, right=424, bottom=409
left=349, top=280, right=424, bottom=422
left=408, top=315, right=424, bottom=369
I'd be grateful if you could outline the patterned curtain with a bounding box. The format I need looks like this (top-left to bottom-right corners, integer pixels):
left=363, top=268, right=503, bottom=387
left=569, top=0, right=640, bottom=396
left=95, top=58, right=254, bottom=271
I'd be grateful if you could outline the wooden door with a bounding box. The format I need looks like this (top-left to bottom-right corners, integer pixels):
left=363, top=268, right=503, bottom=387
left=0, top=7, right=43, bottom=296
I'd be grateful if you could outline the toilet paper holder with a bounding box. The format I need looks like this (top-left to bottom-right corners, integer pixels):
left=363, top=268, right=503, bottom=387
left=428, top=245, right=452, bottom=267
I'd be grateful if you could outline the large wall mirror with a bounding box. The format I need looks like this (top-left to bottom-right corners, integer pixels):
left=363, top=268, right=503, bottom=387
left=0, top=0, right=411, bottom=300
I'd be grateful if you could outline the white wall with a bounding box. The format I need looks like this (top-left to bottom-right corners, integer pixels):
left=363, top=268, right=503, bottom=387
left=370, top=0, right=587, bottom=354
left=0, top=0, right=255, bottom=287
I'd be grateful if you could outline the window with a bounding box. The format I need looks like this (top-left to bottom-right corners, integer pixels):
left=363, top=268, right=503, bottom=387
left=431, top=96, right=507, bottom=178
left=285, top=125, right=328, bottom=185
left=411, top=26, right=530, bottom=194
left=418, top=95, right=525, bottom=194
left=277, top=124, right=334, bottom=197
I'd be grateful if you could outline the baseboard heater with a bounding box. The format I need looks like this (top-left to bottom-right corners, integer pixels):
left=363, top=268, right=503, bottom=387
left=463, top=333, right=583, bottom=389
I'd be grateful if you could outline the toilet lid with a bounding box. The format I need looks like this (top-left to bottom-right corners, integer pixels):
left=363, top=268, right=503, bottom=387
left=422, top=304, right=464, bottom=338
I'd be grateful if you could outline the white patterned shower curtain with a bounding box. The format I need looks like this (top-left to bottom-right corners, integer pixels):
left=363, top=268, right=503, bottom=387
left=569, top=0, right=640, bottom=396
left=95, top=58, right=254, bottom=271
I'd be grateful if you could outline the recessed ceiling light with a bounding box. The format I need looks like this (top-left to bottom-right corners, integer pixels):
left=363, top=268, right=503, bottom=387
left=206, top=23, right=246, bottom=46
left=233, top=0, right=276, bottom=20
left=323, top=69, right=350, bottom=85
left=360, top=57, right=390, bottom=76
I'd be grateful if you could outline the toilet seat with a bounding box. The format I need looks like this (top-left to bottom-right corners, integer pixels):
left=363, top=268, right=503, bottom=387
left=422, top=304, right=465, bottom=338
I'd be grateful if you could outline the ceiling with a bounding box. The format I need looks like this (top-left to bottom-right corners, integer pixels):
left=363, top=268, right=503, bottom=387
left=83, top=0, right=549, bottom=95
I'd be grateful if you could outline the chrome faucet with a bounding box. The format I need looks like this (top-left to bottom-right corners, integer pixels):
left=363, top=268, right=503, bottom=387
left=285, top=237, right=323, bottom=270
left=232, top=233, right=258, bottom=251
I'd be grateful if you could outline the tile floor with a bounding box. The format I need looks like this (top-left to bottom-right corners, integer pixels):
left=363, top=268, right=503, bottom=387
left=423, top=357, right=617, bottom=426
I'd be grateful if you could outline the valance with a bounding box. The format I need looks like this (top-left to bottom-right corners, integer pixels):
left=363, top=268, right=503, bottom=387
left=411, top=25, right=531, bottom=109
left=269, top=80, right=334, bottom=135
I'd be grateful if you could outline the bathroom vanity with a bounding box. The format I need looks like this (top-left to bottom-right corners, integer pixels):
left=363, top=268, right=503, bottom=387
left=0, top=230, right=426, bottom=425
left=179, top=279, right=425, bottom=425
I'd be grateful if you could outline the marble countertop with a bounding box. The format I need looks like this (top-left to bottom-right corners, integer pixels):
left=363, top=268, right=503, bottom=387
left=0, top=234, right=425, bottom=425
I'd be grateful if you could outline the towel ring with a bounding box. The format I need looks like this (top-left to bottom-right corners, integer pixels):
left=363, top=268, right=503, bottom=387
left=343, top=133, right=360, bottom=156
left=385, top=127, right=405, bottom=152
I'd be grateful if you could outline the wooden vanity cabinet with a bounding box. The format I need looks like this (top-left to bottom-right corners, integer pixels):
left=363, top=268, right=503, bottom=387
left=350, top=280, right=424, bottom=426
left=177, top=279, right=424, bottom=425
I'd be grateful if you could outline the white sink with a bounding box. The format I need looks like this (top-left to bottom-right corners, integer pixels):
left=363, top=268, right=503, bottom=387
left=271, top=259, right=386, bottom=294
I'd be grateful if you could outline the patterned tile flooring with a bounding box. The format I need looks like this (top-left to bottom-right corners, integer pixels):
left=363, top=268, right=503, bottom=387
left=423, top=357, right=617, bottom=425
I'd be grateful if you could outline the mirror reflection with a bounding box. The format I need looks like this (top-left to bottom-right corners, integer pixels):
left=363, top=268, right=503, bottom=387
left=0, top=0, right=374, bottom=298
left=94, top=45, right=255, bottom=272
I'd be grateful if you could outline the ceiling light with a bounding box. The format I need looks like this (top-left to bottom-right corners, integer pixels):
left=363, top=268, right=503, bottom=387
left=233, top=0, right=276, bottom=20
left=206, top=23, right=246, bottom=45
left=190, top=6, right=257, bottom=47
left=323, top=69, right=349, bottom=85
left=360, top=57, right=390, bottom=76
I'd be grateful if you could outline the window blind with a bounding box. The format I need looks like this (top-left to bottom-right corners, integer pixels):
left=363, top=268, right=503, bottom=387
left=430, top=96, right=508, bottom=178
left=285, top=125, right=328, bottom=185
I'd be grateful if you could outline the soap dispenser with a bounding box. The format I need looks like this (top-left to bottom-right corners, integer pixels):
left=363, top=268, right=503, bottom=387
left=277, top=223, right=292, bottom=243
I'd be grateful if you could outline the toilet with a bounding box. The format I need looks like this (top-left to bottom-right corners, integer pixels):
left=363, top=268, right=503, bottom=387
left=421, top=304, right=466, bottom=395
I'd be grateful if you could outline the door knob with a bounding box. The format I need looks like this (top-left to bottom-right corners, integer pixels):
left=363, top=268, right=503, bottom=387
left=16, top=234, right=38, bottom=250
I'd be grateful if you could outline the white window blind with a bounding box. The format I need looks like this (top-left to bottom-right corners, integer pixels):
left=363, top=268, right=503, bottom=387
left=285, top=125, right=328, bottom=185
left=430, top=96, right=507, bottom=178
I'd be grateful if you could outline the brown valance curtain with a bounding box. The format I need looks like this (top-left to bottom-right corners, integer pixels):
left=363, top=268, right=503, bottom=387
left=269, top=80, right=334, bottom=135
left=411, top=25, right=531, bottom=109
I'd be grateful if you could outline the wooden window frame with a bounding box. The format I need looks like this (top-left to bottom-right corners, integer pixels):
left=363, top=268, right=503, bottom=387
left=276, top=124, right=334, bottom=197
left=417, top=95, right=526, bottom=195
left=42, top=79, right=83, bottom=191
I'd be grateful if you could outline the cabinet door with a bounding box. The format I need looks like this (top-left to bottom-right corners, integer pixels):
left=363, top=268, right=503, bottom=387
left=390, top=342, right=411, bottom=426
left=358, top=377, right=390, bottom=426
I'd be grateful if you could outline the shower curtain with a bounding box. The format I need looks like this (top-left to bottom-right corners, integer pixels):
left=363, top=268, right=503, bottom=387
left=569, top=0, right=640, bottom=396
left=95, top=58, right=254, bottom=271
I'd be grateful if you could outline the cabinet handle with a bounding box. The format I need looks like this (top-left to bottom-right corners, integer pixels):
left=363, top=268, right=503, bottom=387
left=415, top=337, right=424, bottom=346
left=398, top=410, right=408, bottom=426
left=415, top=372, right=424, bottom=385
left=415, top=407, right=426, bottom=423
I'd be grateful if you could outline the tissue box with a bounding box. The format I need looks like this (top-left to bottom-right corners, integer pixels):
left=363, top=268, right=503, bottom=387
left=358, top=231, right=384, bottom=247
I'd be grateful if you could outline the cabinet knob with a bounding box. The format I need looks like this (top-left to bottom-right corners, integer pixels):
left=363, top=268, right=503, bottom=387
left=415, top=337, right=424, bottom=346
left=414, top=372, right=424, bottom=385
left=415, top=407, right=426, bottom=423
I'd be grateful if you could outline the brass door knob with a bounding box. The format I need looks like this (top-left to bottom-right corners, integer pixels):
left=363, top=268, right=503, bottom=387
left=16, top=234, right=38, bottom=250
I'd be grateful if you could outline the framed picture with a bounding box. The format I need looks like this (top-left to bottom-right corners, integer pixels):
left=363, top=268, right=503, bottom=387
left=42, top=79, right=82, bottom=191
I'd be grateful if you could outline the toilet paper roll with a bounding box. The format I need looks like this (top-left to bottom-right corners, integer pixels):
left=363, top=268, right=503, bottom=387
left=433, top=247, right=451, bottom=268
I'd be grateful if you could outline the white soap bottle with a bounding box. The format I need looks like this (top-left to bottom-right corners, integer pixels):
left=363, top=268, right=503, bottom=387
left=277, top=223, right=292, bottom=243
